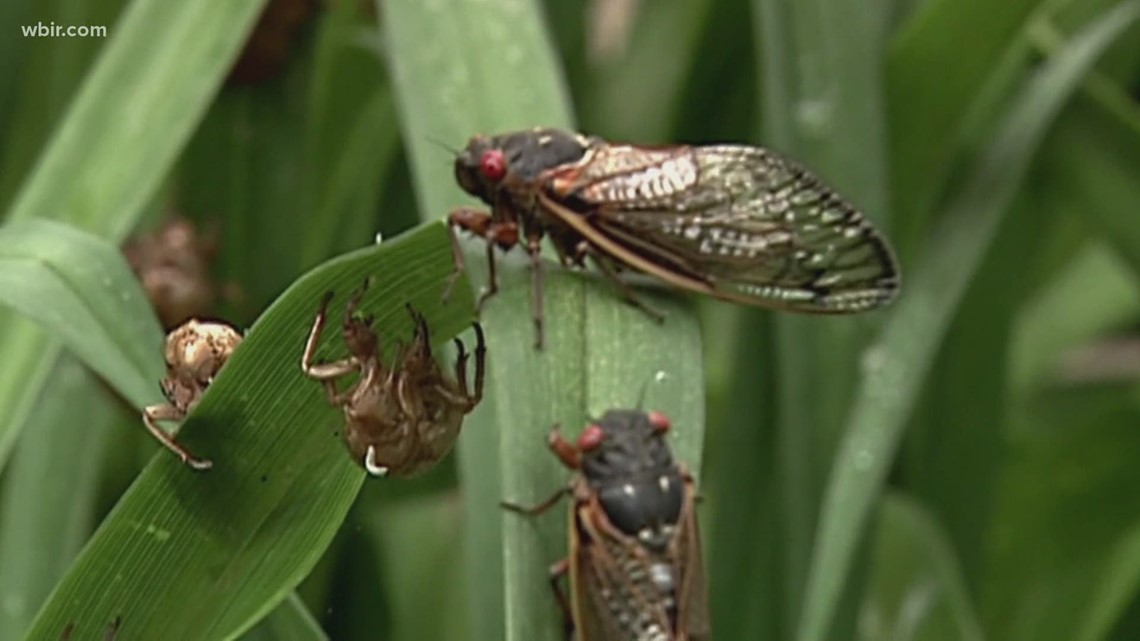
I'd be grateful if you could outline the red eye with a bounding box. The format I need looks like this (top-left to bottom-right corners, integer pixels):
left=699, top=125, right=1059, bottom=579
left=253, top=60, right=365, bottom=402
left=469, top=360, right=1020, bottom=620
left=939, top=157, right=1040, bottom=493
left=647, top=411, right=670, bottom=433
left=479, top=149, right=507, bottom=182
left=578, top=424, right=604, bottom=451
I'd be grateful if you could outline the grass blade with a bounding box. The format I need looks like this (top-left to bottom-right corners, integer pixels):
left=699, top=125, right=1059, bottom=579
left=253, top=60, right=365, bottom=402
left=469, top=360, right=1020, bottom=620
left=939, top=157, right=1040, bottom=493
left=795, top=4, right=1140, bottom=641
left=753, top=0, right=893, bottom=634
left=0, top=357, right=119, bottom=640
left=0, top=219, right=164, bottom=409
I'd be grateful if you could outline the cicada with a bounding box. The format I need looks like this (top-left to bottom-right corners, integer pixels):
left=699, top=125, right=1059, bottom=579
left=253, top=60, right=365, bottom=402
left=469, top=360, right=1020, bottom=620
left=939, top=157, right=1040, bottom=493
left=123, top=216, right=234, bottom=331
left=300, top=283, right=486, bottom=478
left=503, top=409, right=709, bottom=640
left=446, top=128, right=900, bottom=347
left=142, top=319, right=243, bottom=470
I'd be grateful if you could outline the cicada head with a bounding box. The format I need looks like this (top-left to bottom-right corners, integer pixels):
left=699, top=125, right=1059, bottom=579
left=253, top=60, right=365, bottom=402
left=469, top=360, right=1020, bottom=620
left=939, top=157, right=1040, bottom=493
left=454, top=128, right=593, bottom=205
left=576, top=409, right=685, bottom=550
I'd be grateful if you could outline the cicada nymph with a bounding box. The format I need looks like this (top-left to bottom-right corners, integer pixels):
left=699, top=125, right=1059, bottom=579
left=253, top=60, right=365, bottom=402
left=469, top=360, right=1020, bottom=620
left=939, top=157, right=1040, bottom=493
left=446, top=128, right=900, bottom=347
left=122, top=216, right=234, bottom=331
left=300, top=283, right=485, bottom=478
left=142, top=319, right=243, bottom=470
left=503, top=409, right=710, bottom=640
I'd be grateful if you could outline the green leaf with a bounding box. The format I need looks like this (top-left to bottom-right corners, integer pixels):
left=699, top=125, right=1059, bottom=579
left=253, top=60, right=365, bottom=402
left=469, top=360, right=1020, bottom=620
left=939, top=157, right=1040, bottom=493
left=25, top=223, right=475, bottom=641
left=369, top=493, right=469, bottom=641
left=0, top=357, right=119, bottom=640
left=1035, top=80, right=1140, bottom=277
left=243, top=594, right=330, bottom=641
left=861, top=493, right=986, bottom=641
left=0, top=219, right=164, bottom=409
left=1011, top=242, right=1140, bottom=393
left=887, top=0, right=1044, bottom=254
left=795, top=4, right=1140, bottom=641
left=987, top=385, right=1140, bottom=641
left=753, top=0, right=894, bottom=636
left=381, top=3, right=706, bottom=641
left=0, top=0, right=270, bottom=474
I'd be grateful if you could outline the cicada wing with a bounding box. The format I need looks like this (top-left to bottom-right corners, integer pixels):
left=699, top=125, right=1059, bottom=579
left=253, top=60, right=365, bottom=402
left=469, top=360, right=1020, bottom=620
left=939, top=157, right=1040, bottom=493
left=574, top=502, right=677, bottom=640
left=541, top=144, right=899, bottom=313
left=571, top=505, right=631, bottom=641
left=675, top=479, right=711, bottom=640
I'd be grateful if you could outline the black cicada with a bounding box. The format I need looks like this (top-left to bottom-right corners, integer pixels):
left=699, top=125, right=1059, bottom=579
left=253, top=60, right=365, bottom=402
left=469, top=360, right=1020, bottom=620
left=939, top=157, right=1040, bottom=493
left=446, top=128, right=900, bottom=347
left=503, top=409, right=709, bottom=640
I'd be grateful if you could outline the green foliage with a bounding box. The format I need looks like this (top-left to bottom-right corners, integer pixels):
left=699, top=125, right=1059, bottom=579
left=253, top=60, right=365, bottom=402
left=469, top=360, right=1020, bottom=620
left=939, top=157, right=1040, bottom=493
left=0, top=0, right=1139, bottom=640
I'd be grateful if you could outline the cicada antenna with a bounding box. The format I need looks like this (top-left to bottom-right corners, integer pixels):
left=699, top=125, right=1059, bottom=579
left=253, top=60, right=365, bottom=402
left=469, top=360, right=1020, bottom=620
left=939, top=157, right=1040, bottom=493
left=424, top=135, right=461, bottom=157
left=636, top=370, right=668, bottom=410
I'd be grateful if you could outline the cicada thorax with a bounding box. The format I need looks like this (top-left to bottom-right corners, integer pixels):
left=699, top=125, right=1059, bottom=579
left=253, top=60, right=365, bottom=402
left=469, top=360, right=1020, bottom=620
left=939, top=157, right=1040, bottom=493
left=564, top=410, right=709, bottom=641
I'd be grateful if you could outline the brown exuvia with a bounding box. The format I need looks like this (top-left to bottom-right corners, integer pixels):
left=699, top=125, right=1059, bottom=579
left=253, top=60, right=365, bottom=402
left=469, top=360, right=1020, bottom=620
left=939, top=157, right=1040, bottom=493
left=301, top=283, right=485, bottom=478
left=142, top=319, right=242, bottom=470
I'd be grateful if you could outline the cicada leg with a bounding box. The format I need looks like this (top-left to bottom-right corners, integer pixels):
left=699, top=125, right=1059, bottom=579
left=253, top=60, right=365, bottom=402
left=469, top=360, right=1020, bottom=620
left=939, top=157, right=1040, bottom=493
left=142, top=403, right=212, bottom=470
left=548, top=558, right=575, bottom=639
left=584, top=244, right=666, bottom=323
left=300, top=291, right=361, bottom=405
left=443, top=208, right=490, bottom=303
left=444, top=209, right=522, bottom=315
left=500, top=485, right=571, bottom=516
left=526, top=233, right=545, bottom=348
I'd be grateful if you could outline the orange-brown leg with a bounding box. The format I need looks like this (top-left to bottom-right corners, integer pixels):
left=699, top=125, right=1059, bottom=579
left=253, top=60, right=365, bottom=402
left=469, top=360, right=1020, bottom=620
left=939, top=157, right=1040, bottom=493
left=500, top=486, right=571, bottom=516
left=444, top=208, right=494, bottom=303
left=527, top=233, right=545, bottom=348
left=548, top=558, right=575, bottom=640
left=587, top=248, right=666, bottom=322
left=142, top=404, right=212, bottom=470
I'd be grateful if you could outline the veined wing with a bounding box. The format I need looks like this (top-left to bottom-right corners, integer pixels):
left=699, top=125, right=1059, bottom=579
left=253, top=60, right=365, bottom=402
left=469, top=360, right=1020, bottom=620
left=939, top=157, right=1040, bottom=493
left=574, top=503, right=677, bottom=640
left=675, top=479, right=710, bottom=640
left=544, top=144, right=899, bottom=313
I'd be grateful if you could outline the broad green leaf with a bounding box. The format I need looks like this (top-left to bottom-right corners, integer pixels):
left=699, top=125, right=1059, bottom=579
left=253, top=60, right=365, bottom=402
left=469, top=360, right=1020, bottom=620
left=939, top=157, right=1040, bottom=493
left=0, top=357, right=119, bottom=640
left=795, top=5, right=1140, bottom=641
left=25, top=223, right=475, bottom=641
left=1011, top=242, right=1140, bottom=393
left=243, top=594, right=329, bottom=641
left=887, top=0, right=1043, bottom=254
left=0, top=219, right=164, bottom=409
left=861, top=493, right=986, bottom=641
left=1036, top=86, right=1140, bottom=277
left=987, top=384, right=1140, bottom=641
left=370, top=492, right=469, bottom=641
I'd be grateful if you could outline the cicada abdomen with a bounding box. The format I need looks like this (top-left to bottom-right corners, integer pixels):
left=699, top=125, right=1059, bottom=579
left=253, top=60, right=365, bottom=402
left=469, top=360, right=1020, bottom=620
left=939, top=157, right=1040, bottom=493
left=504, top=409, right=710, bottom=640
left=447, top=127, right=900, bottom=347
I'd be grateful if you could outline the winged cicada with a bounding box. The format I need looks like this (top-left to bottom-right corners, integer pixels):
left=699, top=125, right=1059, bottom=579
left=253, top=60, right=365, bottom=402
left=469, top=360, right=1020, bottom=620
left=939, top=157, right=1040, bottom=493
left=446, top=128, right=900, bottom=347
left=503, top=409, right=709, bottom=640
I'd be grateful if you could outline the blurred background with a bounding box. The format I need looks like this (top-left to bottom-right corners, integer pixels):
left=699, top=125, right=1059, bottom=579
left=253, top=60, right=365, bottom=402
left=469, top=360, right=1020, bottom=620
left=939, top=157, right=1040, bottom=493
left=1, top=0, right=1139, bottom=640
